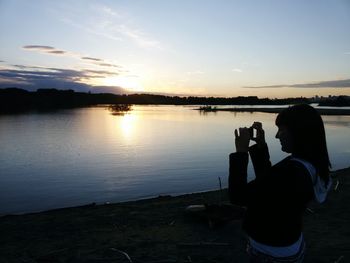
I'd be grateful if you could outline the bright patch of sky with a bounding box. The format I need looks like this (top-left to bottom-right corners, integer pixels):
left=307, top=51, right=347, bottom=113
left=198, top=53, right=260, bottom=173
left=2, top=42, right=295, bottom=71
left=0, top=0, right=349, bottom=97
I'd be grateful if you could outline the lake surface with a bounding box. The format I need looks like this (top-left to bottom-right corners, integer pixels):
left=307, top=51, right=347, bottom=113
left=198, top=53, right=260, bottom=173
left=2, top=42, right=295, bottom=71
left=1, top=105, right=349, bottom=215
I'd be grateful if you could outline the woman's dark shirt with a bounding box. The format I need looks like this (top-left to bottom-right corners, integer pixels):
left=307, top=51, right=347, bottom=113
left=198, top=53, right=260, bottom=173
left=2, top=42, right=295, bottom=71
left=228, top=143, right=314, bottom=246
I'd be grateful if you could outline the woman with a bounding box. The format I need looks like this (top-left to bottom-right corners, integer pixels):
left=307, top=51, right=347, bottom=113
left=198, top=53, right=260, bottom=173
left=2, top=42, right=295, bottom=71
left=229, top=104, right=332, bottom=263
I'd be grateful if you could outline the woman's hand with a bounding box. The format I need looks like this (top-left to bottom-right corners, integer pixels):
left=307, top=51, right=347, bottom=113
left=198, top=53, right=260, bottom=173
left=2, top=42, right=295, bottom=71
left=251, top=121, right=266, bottom=146
left=234, top=127, right=251, bottom=153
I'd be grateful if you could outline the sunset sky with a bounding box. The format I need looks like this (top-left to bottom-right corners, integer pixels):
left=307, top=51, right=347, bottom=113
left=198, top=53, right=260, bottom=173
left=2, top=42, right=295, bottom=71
left=0, top=0, right=349, bottom=98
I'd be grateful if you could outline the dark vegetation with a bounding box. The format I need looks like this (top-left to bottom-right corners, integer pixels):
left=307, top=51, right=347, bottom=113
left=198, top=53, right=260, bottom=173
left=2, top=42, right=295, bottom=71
left=0, top=88, right=311, bottom=113
left=198, top=106, right=350, bottom=115
left=108, top=104, right=132, bottom=115
left=318, top=96, right=350, bottom=106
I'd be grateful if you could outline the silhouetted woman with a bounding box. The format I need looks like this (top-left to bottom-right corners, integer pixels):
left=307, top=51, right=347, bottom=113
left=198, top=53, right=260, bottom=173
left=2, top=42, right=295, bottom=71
left=229, top=104, right=332, bottom=263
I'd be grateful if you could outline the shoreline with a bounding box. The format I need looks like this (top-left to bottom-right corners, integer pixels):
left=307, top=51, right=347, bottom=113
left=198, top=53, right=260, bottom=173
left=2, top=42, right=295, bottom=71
left=0, top=166, right=349, bottom=262
left=197, top=107, right=350, bottom=115
left=2, top=104, right=350, bottom=116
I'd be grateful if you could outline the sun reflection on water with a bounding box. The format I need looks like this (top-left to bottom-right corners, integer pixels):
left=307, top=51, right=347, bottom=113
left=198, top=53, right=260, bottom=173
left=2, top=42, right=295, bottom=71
left=120, top=113, right=137, bottom=138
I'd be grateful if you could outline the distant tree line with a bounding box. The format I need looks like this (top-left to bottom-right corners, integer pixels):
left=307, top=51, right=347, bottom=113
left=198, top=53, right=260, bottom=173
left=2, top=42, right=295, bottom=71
left=318, top=96, right=350, bottom=107
left=0, top=87, right=312, bottom=113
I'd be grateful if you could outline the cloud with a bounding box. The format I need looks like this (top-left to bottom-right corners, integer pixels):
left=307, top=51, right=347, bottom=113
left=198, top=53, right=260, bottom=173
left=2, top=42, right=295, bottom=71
left=291, top=79, right=350, bottom=88
left=0, top=68, right=90, bottom=91
left=23, top=45, right=67, bottom=56
left=81, top=56, right=103, bottom=62
left=90, top=85, right=128, bottom=94
left=232, top=68, right=243, bottom=73
left=116, top=24, right=162, bottom=49
left=0, top=66, right=127, bottom=94
left=94, top=4, right=162, bottom=49
left=244, top=79, right=350, bottom=89
left=23, top=45, right=55, bottom=50
left=98, top=63, right=121, bottom=68
left=48, top=50, right=66, bottom=54
left=84, top=69, right=118, bottom=77
left=81, top=57, right=123, bottom=68
left=23, top=44, right=124, bottom=69
left=99, top=5, right=122, bottom=18
left=59, top=5, right=163, bottom=50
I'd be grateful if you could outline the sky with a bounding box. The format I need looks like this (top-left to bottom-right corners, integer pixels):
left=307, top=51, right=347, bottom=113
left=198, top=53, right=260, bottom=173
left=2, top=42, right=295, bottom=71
left=0, top=0, right=349, bottom=98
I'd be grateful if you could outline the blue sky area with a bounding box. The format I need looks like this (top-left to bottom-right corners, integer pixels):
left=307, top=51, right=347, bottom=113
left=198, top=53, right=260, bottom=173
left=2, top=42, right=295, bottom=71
left=0, top=0, right=349, bottom=98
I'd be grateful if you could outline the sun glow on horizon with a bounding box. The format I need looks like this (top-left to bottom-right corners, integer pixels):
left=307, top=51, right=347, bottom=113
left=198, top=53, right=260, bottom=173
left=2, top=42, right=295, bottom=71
left=102, top=76, right=145, bottom=92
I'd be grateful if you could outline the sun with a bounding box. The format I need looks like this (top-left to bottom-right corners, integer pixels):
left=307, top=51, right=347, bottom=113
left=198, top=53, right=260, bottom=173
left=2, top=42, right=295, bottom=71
left=102, top=76, right=144, bottom=92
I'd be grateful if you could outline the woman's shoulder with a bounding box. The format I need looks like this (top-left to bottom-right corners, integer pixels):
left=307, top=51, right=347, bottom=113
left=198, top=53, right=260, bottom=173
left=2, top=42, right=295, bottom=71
left=273, top=157, right=313, bottom=182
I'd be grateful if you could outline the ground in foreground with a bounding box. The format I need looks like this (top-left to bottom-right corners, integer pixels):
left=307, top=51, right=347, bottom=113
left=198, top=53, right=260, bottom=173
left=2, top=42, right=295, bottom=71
left=0, top=167, right=349, bottom=263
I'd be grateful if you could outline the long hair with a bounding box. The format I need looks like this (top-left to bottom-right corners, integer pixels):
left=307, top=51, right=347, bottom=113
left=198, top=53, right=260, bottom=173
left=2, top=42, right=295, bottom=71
left=275, top=104, right=331, bottom=185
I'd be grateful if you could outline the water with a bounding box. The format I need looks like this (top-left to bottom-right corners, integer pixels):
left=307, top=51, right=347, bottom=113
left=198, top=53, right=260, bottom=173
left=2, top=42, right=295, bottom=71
left=0, top=105, right=349, bottom=215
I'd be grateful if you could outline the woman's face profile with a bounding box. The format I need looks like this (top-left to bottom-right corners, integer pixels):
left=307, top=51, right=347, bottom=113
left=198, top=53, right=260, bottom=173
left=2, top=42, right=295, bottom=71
left=275, top=125, right=293, bottom=153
